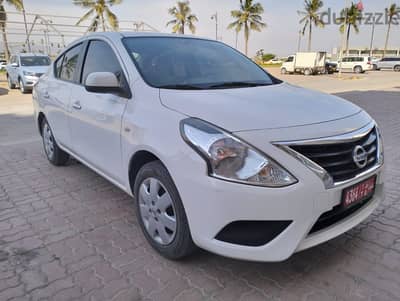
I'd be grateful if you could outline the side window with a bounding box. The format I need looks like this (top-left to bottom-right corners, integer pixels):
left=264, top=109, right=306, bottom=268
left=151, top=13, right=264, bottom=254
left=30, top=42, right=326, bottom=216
left=286, top=56, right=294, bottom=62
left=342, top=58, right=349, bottom=62
left=81, top=40, right=123, bottom=84
left=54, top=55, right=64, bottom=78
left=60, top=44, right=83, bottom=82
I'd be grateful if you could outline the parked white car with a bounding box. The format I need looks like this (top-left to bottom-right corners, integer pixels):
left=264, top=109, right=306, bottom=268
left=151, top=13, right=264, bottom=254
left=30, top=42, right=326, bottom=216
left=338, top=56, right=373, bottom=73
left=33, top=33, right=384, bottom=262
left=0, top=60, right=6, bottom=71
left=6, top=53, right=51, bottom=93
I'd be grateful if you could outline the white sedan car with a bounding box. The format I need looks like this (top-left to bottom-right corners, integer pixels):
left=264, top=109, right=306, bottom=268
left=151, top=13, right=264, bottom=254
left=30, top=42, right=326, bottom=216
left=32, top=33, right=384, bottom=262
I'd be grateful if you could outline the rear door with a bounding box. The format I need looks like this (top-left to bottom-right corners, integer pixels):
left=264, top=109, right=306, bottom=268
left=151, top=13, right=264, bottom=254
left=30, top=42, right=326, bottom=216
left=68, top=39, right=129, bottom=183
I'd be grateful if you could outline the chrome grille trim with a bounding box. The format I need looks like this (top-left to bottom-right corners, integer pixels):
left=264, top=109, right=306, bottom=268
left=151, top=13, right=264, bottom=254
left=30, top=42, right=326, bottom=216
left=274, top=122, right=384, bottom=189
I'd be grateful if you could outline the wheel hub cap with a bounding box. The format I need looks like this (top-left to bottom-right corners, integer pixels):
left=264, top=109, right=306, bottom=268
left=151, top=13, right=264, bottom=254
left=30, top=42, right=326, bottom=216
left=43, top=124, right=55, bottom=159
left=138, top=178, right=177, bottom=245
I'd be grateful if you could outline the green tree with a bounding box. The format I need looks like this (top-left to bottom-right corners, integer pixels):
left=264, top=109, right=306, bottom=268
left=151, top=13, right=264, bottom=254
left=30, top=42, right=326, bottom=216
left=73, top=0, right=122, bottom=32
left=383, top=3, right=400, bottom=57
left=166, top=1, right=198, bottom=34
left=0, top=0, right=23, bottom=62
left=262, top=53, right=276, bottom=62
left=298, top=0, right=325, bottom=52
left=228, top=0, right=266, bottom=56
left=337, top=3, right=362, bottom=56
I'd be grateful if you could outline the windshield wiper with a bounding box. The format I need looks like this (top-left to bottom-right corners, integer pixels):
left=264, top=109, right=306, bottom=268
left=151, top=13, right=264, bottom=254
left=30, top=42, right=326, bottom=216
left=158, top=84, right=205, bottom=90
left=208, top=81, right=272, bottom=89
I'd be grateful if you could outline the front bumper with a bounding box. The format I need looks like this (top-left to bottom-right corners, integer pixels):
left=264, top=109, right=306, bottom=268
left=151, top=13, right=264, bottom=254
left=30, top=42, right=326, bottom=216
left=22, top=75, right=39, bottom=88
left=174, top=161, right=383, bottom=261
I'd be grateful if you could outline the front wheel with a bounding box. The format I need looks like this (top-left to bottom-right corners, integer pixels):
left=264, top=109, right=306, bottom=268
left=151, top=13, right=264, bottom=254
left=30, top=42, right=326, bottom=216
left=134, top=161, right=196, bottom=260
left=280, top=68, right=287, bottom=75
left=19, top=79, right=28, bottom=94
left=41, top=118, right=69, bottom=166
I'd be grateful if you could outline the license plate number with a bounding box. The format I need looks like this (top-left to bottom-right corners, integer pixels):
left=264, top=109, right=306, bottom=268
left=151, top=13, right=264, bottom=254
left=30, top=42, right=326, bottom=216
left=342, top=176, right=376, bottom=209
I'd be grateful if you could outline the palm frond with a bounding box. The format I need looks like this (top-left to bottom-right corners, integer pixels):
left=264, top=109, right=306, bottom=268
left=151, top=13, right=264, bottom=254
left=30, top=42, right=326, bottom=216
left=5, top=0, right=24, bottom=11
left=76, top=8, right=95, bottom=25
left=104, top=6, right=118, bottom=30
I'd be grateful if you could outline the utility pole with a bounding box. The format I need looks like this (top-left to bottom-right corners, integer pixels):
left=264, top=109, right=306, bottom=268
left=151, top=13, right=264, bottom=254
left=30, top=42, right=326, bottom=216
left=211, top=12, right=218, bottom=40
left=297, top=30, right=302, bottom=52
left=369, top=14, right=376, bottom=57
left=21, top=0, right=31, bottom=52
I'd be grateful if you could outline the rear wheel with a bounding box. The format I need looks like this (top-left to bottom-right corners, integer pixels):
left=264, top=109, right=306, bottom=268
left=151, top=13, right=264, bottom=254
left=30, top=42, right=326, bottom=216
left=134, top=161, right=196, bottom=260
left=304, top=68, right=312, bottom=76
left=7, top=75, right=16, bottom=89
left=41, top=118, right=69, bottom=166
left=354, top=66, right=363, bottom=74
left=394, top=65, right=400, bottom=72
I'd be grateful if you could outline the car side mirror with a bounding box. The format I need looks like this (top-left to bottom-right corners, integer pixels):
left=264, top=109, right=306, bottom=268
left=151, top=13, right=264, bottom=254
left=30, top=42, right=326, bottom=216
left=11, top=63, right=19, bottom=67
left=85, top=72, right=120, bottom=93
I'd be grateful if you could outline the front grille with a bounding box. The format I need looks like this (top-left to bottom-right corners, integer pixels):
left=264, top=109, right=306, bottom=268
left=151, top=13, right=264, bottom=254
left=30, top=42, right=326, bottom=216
left=290, top=128, right=378, bottom=182
left=34, top=73, right=44, bottom=77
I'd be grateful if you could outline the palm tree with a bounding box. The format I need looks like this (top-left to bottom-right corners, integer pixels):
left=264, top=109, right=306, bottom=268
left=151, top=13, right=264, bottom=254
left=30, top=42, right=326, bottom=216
left=73, top=0, right=122, bottom=32
left=166, top=1, right=198, bottom=34
left=228, top=0, right=266, bottom=56
left=298, top=0, right=325, bottom=52
left=337, top=3, right=362, bottom=56
left=383, top=3, right=400, bottom=57
left=0, top=0, right=23, bottom=62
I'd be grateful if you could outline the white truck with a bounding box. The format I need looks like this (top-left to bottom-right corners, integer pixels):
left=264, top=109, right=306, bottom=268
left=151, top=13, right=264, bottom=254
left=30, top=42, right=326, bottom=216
left=281, top=52, right=327, bottom=76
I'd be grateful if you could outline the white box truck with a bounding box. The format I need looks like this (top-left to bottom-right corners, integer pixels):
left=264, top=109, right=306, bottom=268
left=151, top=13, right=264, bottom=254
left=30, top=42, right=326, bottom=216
left=281, top=52, right=327, bottom=75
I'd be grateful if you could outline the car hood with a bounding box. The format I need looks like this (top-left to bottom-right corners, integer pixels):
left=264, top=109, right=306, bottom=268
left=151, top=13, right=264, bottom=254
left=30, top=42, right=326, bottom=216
left=159, top=83, right=362, bottom=132
left=21, top=66, right=50, bottom=74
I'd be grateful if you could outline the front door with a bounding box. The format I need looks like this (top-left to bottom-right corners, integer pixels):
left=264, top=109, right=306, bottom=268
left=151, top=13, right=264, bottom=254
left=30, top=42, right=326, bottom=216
left=68, top=40, right=129, bottom=184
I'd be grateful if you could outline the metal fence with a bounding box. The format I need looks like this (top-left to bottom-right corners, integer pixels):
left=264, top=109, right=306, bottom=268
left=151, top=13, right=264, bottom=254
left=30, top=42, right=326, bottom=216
left=0, top=10, right=158, bottom=59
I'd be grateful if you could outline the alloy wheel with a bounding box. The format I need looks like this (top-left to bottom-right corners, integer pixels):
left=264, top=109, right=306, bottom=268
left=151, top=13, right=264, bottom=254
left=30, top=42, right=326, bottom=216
left=138, top=177, right=177, bottom=245
left=43, top=123, right=55, bottom=159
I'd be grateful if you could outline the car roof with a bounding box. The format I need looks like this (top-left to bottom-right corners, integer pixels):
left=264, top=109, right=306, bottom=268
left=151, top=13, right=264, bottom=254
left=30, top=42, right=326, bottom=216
left=70, top=31, right=214, bottom=44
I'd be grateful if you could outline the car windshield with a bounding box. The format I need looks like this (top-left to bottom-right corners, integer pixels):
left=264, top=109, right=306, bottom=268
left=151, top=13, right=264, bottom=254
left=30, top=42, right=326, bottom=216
left=20, top=56, right=51, bottom=66
left=123, top=37, right=280, bottom=89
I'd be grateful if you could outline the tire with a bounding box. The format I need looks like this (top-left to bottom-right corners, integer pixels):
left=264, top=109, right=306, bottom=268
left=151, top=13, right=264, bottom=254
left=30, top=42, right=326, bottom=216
left=394, top=65, right=400, bottom=72
left=19, top=79, right=28, bottom=94
left=134, top=161, right=197, bottom=260
left=41, top=118, right=69, bottom=166
left=354, top=66, right=363, bottom=74
left=373, top=64, right=378, bottom=70
left=304, top=68, right=312, bottom=76
left=280, top=68, right=287, bottom=75
left=7, top=75, right=16, bottom=89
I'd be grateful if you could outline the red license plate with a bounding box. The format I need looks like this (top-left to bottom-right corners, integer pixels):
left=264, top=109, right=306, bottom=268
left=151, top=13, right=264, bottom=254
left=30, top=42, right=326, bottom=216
left=342, top=176, right=376, bottom=209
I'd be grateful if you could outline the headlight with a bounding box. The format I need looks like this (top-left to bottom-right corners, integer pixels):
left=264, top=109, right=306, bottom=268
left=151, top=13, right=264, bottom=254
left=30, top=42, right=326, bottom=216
left=180, top=118, right=297, bottom=187
left=23, top=71, right=36, bottom=76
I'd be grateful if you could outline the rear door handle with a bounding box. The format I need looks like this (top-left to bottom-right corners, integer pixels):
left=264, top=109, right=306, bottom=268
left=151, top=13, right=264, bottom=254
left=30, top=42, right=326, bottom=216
left=72, top=101, right=82, bottom=110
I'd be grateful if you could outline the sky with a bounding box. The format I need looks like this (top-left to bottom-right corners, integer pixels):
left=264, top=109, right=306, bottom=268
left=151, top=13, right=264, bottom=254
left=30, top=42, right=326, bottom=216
left=4, top=0, right=400, bottom=56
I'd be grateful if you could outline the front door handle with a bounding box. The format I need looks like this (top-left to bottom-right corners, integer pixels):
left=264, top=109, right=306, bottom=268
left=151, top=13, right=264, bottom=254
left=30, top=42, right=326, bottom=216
left=72, top=101, right=82, bottom=110
left=43, top=91, right=50, bottom=99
